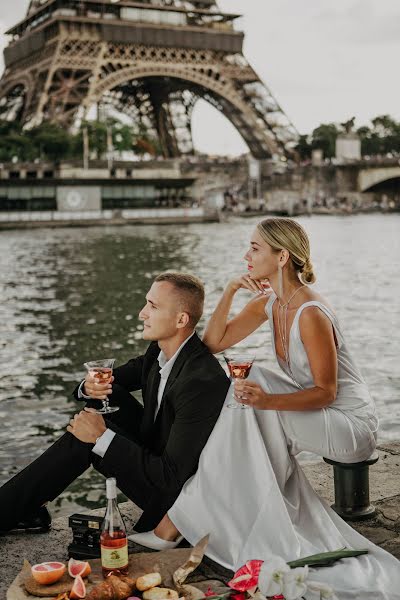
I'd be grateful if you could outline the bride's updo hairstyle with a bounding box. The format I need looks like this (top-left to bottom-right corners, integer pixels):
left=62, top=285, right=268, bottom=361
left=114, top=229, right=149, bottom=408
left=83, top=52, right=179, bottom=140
left=257, top=218, right=316, bottom=284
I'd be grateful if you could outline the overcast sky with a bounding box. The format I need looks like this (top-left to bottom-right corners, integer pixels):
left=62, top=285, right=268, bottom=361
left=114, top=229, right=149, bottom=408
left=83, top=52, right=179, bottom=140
left=1, top=0, right=399, bottom=155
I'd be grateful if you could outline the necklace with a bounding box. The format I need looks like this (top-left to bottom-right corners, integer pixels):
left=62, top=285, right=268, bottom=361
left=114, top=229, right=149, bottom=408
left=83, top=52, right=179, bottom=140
left=278, top=285, right=304, bottom=309
left=276, top=286, right=304, bottom=387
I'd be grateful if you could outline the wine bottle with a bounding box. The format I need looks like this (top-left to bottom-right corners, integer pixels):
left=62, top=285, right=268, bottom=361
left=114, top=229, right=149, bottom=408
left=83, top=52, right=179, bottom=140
left=100, top=478, right=129, bottom=577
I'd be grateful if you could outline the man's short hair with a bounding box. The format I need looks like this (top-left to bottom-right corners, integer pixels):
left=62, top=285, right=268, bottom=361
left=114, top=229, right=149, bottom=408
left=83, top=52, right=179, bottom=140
left=154, top=271, right=205, bottom=328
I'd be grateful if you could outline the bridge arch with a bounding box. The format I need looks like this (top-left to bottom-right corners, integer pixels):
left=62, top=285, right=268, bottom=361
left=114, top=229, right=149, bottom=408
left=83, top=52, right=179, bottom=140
left=359, top=166, right=400, bottom=192
left=93, top=64, right=279, bottom=158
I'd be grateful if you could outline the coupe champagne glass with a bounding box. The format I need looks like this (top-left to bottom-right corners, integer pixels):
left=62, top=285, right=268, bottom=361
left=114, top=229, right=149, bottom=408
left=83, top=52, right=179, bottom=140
left=83, top=358, right=118, bottom=414
left=223, top=353, right=255, bottom=409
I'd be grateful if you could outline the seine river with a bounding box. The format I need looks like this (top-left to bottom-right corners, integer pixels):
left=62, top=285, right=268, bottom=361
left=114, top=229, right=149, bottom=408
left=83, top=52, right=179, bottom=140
left=0, top=213, right=399, bottom=516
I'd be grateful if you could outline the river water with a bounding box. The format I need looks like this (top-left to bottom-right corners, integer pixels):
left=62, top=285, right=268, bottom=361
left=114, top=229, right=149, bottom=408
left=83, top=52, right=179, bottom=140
left=0, top=213, right=399, bottom=516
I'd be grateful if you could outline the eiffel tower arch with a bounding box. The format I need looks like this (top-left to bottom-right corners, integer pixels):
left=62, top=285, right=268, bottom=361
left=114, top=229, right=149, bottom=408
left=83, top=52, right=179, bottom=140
left=0, top=1, right=298, bottom=159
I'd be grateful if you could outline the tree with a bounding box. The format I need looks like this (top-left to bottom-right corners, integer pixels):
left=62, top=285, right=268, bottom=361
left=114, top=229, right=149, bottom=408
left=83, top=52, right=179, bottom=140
left=0, top=121, right=36, bottom=162
left=357, top=115, right=400, bottom=157
left=311, top=123, right=339, bottom=159
left=87, top=121, right=108, bottom=159
left=112, top=123, right=133, bottom=153
left=295, top=134, right=312, bottom=161
left=30, top=122, right=72, bottom=162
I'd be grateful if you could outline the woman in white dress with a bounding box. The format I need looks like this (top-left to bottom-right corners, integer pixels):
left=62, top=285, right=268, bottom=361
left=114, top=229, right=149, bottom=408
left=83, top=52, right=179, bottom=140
left=131, top=218, right=400, bottom=599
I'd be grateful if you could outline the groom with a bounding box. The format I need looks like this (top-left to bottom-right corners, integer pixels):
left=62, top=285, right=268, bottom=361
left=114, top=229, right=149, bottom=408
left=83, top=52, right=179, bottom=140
left=0, top=272, right=229, bottom=534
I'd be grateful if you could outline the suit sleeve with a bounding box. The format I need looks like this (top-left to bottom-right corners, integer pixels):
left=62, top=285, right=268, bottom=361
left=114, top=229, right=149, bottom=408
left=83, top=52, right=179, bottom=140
left=100, top=372, right=229, bottom=497
left=112, top=355, right=146, bottom=392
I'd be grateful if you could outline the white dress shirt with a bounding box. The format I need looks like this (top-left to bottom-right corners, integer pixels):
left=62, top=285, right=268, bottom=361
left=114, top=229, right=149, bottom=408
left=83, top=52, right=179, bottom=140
left=91, top=331, right=195, bottom=458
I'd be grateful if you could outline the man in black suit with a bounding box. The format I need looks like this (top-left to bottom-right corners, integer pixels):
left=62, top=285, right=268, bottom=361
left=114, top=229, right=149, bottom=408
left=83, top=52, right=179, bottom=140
left=0, top=272, right=229, bottom=534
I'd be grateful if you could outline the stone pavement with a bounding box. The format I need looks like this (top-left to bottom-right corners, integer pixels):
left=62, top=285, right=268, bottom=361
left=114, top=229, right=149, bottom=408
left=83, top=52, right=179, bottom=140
left=1, top=442, right=400, bottom=598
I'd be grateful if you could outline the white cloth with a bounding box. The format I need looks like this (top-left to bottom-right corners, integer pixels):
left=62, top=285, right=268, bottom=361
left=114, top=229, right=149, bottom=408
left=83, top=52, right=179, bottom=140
left=92, top=331, right=195, bottom=456
left=77, top=380, right=90, bottom=399
left=93, top=428, right=116, bottom=458
left=168, top=296, right=400, bottom=599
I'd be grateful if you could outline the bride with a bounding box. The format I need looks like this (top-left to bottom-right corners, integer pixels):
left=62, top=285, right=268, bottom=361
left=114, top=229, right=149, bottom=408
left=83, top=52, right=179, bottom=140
left=131, top=217, right=400, bottom=599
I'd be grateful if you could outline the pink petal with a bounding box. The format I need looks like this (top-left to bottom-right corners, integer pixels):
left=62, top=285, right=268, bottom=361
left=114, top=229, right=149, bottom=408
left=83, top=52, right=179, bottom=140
left=228, top=560, right=264, bottom=591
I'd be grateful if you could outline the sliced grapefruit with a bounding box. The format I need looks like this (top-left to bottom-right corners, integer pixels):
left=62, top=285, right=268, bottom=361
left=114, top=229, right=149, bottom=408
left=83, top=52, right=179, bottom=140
left=68, top=557, right=91, bottom=578
left=31, top=561, right=66, bottom=585
left=70, top=574, right=86, bottom=599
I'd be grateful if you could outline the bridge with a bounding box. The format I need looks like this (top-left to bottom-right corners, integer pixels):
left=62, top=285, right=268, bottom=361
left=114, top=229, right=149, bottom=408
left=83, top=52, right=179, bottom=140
left=263, top=157, right=400, bottom=212
left=357, top=161, right=400, bottom=193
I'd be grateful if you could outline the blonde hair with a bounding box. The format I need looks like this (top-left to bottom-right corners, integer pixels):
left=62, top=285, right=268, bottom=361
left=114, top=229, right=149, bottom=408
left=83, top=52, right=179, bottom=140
left=154, top=271, right=205, bottom=327
left=257, top=218, right=316, bottom=284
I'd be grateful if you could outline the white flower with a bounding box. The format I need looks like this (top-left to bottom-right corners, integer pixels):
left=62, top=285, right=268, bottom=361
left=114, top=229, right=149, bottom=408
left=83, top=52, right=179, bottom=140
left=308, top=580, right=339, bottom=600
left=258, top=556, right=290, bottom=597
left=281, top=566, right=309, bottom=600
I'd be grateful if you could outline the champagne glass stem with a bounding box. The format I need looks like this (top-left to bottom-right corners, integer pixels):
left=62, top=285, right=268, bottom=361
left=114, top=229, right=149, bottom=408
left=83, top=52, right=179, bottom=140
left=227, top=377, right=250, bottom=409
left=236, top=378, right=250, bottom=409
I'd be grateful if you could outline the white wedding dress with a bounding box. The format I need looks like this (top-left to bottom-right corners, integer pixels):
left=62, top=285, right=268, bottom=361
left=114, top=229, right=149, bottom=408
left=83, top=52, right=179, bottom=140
left=169, top=295, right=400, bottom=600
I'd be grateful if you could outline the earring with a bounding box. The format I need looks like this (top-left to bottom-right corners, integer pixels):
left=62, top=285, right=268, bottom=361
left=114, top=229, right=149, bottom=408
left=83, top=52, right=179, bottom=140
left=278, top=265, right=283, bottom=298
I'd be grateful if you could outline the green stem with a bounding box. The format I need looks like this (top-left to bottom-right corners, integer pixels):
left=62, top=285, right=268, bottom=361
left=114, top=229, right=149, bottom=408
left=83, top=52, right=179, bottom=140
left=287, top=548, right=368, bottom=568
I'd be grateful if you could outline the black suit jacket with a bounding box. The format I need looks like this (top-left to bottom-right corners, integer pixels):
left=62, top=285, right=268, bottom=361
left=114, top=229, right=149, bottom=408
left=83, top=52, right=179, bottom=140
left=75, top=333, right=229, bottom=530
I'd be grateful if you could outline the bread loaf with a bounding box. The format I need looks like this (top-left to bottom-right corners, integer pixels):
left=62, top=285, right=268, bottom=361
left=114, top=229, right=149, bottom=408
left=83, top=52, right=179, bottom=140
left=142, top=587, right=179, bottom=600
left=136, top=572, right=162, bottom=591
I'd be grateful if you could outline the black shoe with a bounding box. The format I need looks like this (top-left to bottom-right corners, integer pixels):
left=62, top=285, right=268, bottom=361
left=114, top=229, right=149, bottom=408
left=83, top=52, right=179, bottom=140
left=0, top=506, right=52, bottom=535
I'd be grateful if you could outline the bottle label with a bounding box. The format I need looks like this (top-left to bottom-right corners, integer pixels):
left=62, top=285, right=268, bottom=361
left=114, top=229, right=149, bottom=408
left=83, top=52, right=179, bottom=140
left=101, top=541, right=129, bottom=569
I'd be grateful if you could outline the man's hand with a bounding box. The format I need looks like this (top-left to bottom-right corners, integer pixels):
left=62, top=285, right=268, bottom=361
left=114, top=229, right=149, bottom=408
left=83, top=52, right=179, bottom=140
left=83, top=374, right=114, bottom=400
left=67, top=408, right=107, bottom=444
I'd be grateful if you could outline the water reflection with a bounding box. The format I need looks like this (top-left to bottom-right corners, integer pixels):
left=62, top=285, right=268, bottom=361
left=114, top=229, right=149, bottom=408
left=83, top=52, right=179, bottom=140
left=0, top=215, right=399, bottom=516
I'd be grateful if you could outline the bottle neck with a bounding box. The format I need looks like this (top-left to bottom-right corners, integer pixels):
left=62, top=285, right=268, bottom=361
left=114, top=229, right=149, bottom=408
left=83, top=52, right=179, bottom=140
left=103, top=497, right=126, bottom=535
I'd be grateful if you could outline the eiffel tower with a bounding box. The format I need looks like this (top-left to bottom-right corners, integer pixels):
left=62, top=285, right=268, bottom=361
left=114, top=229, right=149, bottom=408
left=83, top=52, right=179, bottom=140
left=0, top=0, right=298, bottom=158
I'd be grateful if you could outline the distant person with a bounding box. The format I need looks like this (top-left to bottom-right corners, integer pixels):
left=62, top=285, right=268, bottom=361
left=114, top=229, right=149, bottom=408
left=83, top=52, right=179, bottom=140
left=131, top=218, right=400, bottom=598
left=0, top=272, right=229, bottom=534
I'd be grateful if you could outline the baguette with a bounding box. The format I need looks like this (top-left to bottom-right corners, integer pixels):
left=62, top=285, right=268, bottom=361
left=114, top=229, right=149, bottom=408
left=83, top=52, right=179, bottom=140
left=143, top=587, right=179, bottom=600
left=136, top=572, right=162, bottom=591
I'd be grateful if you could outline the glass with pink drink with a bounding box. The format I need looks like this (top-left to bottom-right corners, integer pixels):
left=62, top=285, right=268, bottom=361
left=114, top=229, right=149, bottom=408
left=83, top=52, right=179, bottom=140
left=84, top=358, right=118, bottom=414
left=223, top=353, right=255, bottom=409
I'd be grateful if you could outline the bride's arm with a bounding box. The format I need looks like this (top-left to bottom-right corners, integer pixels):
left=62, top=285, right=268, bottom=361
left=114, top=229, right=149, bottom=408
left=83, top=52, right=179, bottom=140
left=236, top=306, right=338, bottom=410
left=202, top=278, right=269, bottom=354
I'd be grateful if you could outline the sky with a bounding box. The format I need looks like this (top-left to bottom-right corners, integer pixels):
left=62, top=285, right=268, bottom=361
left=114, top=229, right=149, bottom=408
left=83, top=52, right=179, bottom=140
left=1, top=0, right=399, bottom=155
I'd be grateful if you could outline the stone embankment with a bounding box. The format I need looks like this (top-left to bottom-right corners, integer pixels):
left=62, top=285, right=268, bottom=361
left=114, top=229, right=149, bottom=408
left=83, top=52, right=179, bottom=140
left=1, top=442, right=400, bottom=598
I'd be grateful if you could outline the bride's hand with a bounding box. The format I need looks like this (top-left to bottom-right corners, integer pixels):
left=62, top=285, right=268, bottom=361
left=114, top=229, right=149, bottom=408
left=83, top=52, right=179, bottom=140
left=228, top=275, right=270, bottom=295
left=234, top=380, right=271, bottom=409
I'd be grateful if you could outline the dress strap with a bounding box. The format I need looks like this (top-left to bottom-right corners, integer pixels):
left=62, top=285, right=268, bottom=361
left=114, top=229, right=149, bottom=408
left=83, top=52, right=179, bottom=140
left=265, top=292, right=277, bottom=317
left=293, top=301, right=344, bottom=348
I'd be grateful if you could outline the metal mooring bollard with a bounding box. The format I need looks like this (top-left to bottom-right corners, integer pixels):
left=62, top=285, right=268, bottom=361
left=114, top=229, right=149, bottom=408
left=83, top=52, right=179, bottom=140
left=323, top=451, right=379, bottom=521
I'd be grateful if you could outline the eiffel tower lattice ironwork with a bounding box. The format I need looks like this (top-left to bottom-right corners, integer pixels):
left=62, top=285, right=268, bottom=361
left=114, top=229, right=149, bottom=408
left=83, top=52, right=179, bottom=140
left=0, top=0, right=298, bottom=158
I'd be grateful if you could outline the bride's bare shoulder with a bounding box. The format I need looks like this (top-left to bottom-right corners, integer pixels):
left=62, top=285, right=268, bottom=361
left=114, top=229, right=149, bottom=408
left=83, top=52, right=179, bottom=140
left=247, top=291, right=273, bottom=312
left=298, top=291, right=336, bottom=329
left=301, top=289, right=334, bottom=310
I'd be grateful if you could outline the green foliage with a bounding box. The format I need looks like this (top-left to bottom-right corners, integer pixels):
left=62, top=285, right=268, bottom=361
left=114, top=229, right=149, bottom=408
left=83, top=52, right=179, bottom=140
left=112, top=122, right=133, bottom=152
left=30, top=122, right=72, bottom=161
left=294, top=123, right=341, bottom=160
left=287, top=547, right=369, bottom=568
left=357, top=114, right=400, bottom=157
left=3, top=114, right=398, bottom=164
left=0, top=121, right=35, bottom=162
left=295, top=114, right=400, bottom=160
left=0, top=118, right=162, bottom=163
left=311, top=123, right=340, bottom=159
left=294, top=134, right=311, bottom=161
